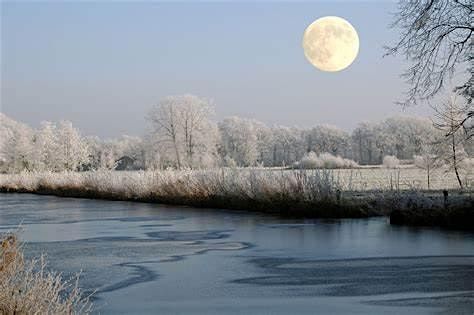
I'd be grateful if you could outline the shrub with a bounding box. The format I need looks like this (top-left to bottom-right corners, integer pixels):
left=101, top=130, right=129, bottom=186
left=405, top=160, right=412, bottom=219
left=383, top=155, right=400, bottom=169
left=296, top=152, right=358, bottom=169
left=0, top=233, right=92, bottom=315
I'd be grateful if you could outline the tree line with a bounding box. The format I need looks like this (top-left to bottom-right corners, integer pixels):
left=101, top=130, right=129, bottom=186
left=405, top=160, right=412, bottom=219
left=1, top=94, right=472, bottom=173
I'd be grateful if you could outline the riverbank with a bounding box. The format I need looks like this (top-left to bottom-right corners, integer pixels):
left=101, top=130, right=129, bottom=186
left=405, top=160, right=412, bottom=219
left=390, top=190, right=474, bottom=230
left=0, top=170, right=472, bottom=229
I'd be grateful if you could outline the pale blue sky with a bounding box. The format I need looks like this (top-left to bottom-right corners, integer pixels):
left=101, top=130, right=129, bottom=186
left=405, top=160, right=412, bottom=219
left=1, top=1, right=432, bottom=137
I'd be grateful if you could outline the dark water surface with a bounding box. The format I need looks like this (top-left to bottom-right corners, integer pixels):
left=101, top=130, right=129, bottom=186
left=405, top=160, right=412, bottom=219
left=1, top=193, right=473, bottom=314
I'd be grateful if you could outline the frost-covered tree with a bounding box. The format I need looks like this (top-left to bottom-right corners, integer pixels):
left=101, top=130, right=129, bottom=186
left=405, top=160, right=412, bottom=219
left=218, top=117, right=259, bottom=167
left=4, top=129, right=35, bottom=173
left=376, top=116, right=435, bottom=160
left=86, top=135, right=147, bottom=170
left=270, top=126, right=305, bottom=167
left=84, top=136, right=108, bottom=170
left=178, top=98, right=218, bottom=168
left=147, top=98, right=182, bottom=168
left=147, top=95, right=218, bottom=169
left=55, top=121, right=90, bottom=171
left=1, top=115, right=89, bottom=172
left=351, top=122, right=378, bottom=165
left=351, top=117, right=437, bottom=164
left=304, top=125, right=351, bottom=157
left=254, top=121, right=274, bottom=167
left=0, top=113, right=35, bottom=173
left=141, top=135, right=162, bottom=170
left=34, top=121, right=59, bottom=171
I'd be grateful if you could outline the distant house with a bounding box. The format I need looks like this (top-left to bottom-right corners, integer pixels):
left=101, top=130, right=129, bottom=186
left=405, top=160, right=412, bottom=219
left=114, top=156, right=136, bottom=171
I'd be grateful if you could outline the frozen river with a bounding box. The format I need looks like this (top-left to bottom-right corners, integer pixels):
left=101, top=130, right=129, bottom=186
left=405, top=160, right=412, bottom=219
left=1, top=193, right=473, bottom=314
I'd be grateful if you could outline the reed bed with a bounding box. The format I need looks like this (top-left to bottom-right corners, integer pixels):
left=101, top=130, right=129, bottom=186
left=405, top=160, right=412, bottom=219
left=0, top=169, right=472, bottom=222
left=0, top=169, right=375, bottom=217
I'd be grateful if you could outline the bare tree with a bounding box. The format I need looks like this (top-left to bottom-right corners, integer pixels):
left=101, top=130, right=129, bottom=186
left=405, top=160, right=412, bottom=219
left=414, top=143, right=443, bottom=189
left=433, top=97, right=467, bottom=188
left=147, top=95, right=217, bottom=169
left=386, top=0, right=473, bottom=136
left=147, top=97, right=183, bottom=169
left=178, top=97, right=215, bottom=167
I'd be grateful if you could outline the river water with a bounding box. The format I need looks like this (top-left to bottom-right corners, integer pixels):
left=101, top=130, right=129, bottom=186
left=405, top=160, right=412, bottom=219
left=0, top=193, right=473, bottom=314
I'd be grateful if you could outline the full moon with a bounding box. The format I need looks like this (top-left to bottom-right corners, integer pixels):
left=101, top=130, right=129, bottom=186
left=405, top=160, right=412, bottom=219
left=302, top=16, right=359, bottom=72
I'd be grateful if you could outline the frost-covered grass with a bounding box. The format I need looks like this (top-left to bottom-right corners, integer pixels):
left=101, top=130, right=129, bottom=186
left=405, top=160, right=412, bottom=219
left=0, top=168, right=471, bottom=196
left=0, top=169, right=342, bottom=201
left=0, top=233, right=92, bottom=314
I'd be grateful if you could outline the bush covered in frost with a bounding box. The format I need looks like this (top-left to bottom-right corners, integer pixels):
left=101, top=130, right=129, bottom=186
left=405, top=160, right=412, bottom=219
left=295, top=152, right=358, bottom=169
left=383, top=155, right=400, bottom=169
